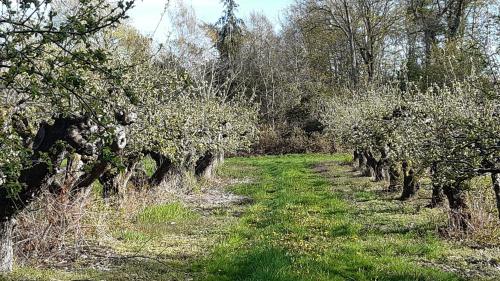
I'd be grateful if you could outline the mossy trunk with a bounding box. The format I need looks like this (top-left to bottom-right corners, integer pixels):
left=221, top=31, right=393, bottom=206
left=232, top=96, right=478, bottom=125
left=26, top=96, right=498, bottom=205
left=443, top=183, right=472, bottom=231
left=492, top=173, right=500, bottom=220
left=0, top=218, right=15, bottom=272
left=400, top=161, right=418, bottom=200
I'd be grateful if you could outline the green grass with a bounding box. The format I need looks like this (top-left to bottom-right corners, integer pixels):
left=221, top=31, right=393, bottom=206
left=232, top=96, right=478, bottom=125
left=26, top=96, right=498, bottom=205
left=196, top=154, right=461, bottom=281
left=6, top=153, right=500, bottom=281
left=138, top=202, right=200, bottom=224
left=142, top=156, right=157, bottom=177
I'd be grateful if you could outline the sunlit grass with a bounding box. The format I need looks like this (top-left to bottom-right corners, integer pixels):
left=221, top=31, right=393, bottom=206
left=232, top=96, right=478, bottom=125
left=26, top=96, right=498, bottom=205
left=198, top=154, right=462, bottom=281
left=7, top=154, right=500, bottom=281
left=138, top=202, right=200, bottom=224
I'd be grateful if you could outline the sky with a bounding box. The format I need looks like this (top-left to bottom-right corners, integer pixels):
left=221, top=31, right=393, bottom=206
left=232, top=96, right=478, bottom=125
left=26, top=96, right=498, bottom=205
left=128, top=0, right=293, bottom=42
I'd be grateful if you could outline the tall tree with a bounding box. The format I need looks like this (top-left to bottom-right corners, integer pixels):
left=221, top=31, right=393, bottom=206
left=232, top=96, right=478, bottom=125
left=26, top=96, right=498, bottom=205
left=216, top=0, right=245, bottom=64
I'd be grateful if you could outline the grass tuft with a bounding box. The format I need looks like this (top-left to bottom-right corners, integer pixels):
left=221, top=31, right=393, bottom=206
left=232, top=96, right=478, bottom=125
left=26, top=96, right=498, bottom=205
left=137, top=202, right=200, bottom=224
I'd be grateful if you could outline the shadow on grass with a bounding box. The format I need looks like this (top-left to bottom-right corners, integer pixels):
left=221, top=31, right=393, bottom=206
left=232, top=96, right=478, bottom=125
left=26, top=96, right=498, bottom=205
left=199, top=247, right=300, bottom=281
left=84, top=256, right=193, bottom=281
left=196, top=242, right=460, bottom=281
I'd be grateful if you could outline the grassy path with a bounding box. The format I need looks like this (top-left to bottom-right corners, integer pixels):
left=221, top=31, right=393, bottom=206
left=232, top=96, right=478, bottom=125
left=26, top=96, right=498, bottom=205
left=8, top=154, right=500, bottom=280
left=197, top=154, right=461, bottom=281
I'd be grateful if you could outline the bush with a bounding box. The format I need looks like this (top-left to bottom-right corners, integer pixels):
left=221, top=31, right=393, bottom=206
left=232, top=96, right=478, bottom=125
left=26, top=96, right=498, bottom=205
left=253, top=125, right=335, bottom=155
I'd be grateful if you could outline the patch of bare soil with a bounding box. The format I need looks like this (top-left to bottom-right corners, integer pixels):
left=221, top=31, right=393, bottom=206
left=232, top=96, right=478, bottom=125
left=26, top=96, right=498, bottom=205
left=312, top=162, right=341, bottom=175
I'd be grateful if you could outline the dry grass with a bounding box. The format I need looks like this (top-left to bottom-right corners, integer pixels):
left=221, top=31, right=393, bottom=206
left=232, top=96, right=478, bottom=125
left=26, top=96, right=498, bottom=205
left=14, top=188, right=107, bottom=267
left=12, top=167, right=246, bottom=274
left=454, top=176, right=500, bottom=246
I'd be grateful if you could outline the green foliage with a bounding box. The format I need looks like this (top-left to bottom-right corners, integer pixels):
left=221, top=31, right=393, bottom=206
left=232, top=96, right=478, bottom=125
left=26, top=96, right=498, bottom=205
left=321, top=80, right=499, bottom=185
left=0, top=0, right=136, bottom=192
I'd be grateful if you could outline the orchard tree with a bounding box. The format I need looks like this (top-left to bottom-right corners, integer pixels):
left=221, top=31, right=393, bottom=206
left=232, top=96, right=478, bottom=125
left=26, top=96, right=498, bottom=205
left=0, top=0, right=134, bottom=272
left=320, top=86, right=404, bottom=189
left=399, top=82, right=499, bottom=229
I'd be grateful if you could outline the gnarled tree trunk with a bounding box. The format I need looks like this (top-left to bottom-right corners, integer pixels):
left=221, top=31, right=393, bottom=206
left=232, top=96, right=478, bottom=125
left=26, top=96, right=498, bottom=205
left=195, top=151, right=215, bottom=179
left=375, top=146, right=389, bottom=182
left=429, top=163, right=445, bottom=208
left=0, top=115, right=130, bottom=272
left=358, top=150, right=370, bottom=176
left=71, top=124, right=128, bottom=195
left=148, top=152, right=174, bottom=187
left=101, top=160, right=138, bottom=200
left=0, top=116, right=79, bottom=272
left=0, top=218, right=15, bottom=272
left=72, top=160, right=109, bottom=194
left=400, top=161, right=418, bottom=200
left=430, top=182, right=445, bottom=208
left=353, top=149, right=360, bottom=168
left=363, top=150, right=377, bottom=179
left=443, top=182, right=472, bottom=231
left=388, top=162, right=401, bottom=192
left=374, top=161, right=385, bottom=182
left=195, top=151, right=224, bottom=180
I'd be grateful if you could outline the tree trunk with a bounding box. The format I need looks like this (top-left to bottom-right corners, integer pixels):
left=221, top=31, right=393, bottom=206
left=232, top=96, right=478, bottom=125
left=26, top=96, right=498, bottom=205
left=195, top=151, right=215, bottom=179
left=71, top=124, right=128, bottom=194
left=358, top=150, right=371, bottom=177
left=423, top=29, right=437, bottom=68
left=446, top=0, right=466, bottom=39
left=492, top=173, right=500, bottom=220
left=406, top=15, right=419, bottom=84
left=101, top=159, right=138, bottom=199
left=0, top=218, right=15, bottom=272
left=196, top=151, right=225, bottom=180
left=374, top=161, right=385, bottom=182
left=388, top=162, right=401, bottom=192
left=443, top=183, right=471, bottom=231
left=363, top=150, right=378, bottom=180
left=400, top=161, right=418, bottom=200
left=73, top=160, right=109, bottom=193
left=375, top=147, right=389, bottom=182
left=0, top=116, right=130, bottom=272
left=430, top=182, right=445, bottom=208
left=353, top=149, right=360, bottom=168
left=148, top=152, right=173, bottom=187
left=217, top=151, right=225, bottom=166
left=0, top=116, right=87, bottom=272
